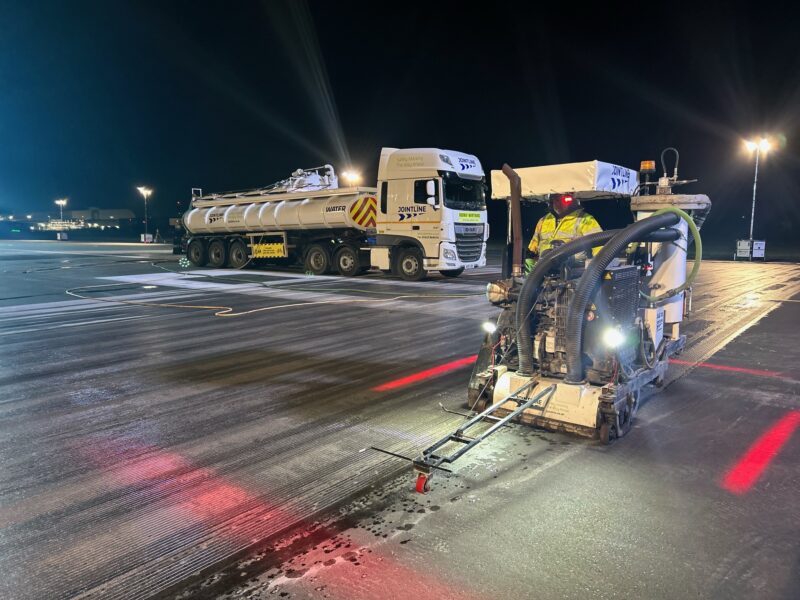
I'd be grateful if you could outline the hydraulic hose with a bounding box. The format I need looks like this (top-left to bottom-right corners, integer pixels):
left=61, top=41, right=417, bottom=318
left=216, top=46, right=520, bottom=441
left=639, top=206, right=702, bottom=303
left=514, top=227, right=680, bottom=376
left=564, top=212, right=680, bottom=383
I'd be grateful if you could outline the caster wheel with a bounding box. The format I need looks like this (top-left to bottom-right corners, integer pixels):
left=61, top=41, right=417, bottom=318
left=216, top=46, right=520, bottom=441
left=415, top=473, right=430, bottom=494
left=599, top=422, right=611, bottom=445
left=618, top=409, right=632, bottom=437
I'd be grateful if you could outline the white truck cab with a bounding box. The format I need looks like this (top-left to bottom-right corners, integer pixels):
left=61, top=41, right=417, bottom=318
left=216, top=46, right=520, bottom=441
left=373, top=147, right=488, bottom=277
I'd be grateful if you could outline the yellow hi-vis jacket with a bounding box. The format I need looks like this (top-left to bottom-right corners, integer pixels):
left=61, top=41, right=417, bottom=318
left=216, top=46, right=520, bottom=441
left=526, top=209, right=602, bottom=272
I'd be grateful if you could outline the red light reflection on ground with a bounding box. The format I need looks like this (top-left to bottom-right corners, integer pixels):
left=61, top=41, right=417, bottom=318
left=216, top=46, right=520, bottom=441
left=373, top=354, right=785, bottom=395
left=78, top=437, right=476, bottom=599
left=78, top=438, right=281, bottom=545
left=279, top=533, right=476, bottom=600
left=371, top=355, right=478, bottom=391
left=670, top=358, right=783, bottom=378
left=721, top=410, right=800, bottom=495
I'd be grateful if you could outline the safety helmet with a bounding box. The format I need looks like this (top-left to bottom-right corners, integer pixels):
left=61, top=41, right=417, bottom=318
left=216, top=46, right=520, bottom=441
left=549, top=193, right=579, bottom=217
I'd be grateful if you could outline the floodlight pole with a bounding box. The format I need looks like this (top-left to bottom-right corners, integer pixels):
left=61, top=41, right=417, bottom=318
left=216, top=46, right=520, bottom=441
left=748, top=146, right=760, bottom=261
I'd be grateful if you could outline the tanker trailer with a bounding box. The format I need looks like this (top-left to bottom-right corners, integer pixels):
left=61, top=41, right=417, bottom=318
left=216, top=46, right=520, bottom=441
left=182, top=147, right=490, bottom=280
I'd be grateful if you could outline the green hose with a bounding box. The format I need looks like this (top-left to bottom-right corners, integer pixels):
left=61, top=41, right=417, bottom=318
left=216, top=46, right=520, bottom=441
left=640, top=206, right=702, bottom=303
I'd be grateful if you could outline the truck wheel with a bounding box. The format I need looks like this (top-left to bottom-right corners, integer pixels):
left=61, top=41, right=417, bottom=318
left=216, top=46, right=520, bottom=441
left=207, top=239, right=227, bottom=268
left=335, top=246, right=360, bottom=277
left=397, top=247, right=427, bottom=281
left=304, top=244, right=331, bottom=275
left=439, top=268, right=464, bottom=278
left=228, top=239, right=249, bottom=269
left=187, top=239, right=207, bottom=267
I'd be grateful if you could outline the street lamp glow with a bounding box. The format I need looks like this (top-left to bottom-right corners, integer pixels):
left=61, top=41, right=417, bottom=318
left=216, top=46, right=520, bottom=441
left=54, top=198, right=68, bottom=221
left=137, top=186, right=153, bottom=241
left=341, top=170, right=362, bottom=185
left=745, top=138, right=772, bottom=154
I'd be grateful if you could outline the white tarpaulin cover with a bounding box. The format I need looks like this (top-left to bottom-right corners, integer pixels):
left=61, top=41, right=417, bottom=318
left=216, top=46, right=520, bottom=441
left=491, top=160, right=639, bottom=202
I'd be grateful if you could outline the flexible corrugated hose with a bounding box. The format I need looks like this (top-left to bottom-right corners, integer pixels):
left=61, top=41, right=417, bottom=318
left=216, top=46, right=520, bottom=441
left=514, top=227, right=680, bottom=376
left=564, top=212, right=681, bottom=383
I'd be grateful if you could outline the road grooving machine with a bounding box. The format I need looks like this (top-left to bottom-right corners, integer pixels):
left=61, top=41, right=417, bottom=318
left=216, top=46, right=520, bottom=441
left=404, top=149, right=711, bottom=493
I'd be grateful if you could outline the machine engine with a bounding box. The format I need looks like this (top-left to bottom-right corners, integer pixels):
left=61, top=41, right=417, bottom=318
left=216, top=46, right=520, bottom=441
left=532, top=264, right=640, bottom=384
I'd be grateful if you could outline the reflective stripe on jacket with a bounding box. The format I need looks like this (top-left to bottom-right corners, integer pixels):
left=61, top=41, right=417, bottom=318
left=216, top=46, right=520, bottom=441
left=527, top=210, right=602, bottom=257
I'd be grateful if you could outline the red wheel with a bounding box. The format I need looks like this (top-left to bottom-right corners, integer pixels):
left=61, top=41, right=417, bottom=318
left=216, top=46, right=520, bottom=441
left=415, top=473, right=430, bottom=494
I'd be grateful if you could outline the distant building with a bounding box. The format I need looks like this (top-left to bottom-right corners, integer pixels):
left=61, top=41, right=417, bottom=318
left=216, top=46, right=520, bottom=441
left=67, top=207, right=136, bottom=226
left=0, top=207, right=137, bottom=231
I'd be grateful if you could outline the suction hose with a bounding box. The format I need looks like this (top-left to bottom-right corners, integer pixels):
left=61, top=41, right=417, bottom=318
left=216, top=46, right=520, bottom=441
left=515, top=227, right=680, bottom=376
left=564, top=212, right=681, bottom=383
left=639, top=206, right=702, bottom=303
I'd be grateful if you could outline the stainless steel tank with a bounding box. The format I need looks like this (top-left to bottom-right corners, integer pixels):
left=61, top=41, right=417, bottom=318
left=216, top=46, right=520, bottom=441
left=183, top=192, right=378, bottom=235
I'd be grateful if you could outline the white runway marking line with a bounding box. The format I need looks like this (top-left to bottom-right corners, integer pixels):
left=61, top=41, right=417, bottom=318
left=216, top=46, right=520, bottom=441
left=0, top=248, right=154, bottom=259
left=180, top=268, right=490, bottom=292
left=91, top=271, right=493, bottom=320
left=0, top=290, right=201, bottom=320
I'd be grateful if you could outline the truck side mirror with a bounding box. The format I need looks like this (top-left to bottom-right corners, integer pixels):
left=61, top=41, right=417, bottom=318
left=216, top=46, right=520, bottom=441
left=427, top=196, right=437, bottom=207
left=426, top=180, right=436, bottom=197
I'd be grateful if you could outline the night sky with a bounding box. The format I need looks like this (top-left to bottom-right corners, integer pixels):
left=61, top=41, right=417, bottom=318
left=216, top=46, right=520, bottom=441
left=1, top=1, right=798, bottom=251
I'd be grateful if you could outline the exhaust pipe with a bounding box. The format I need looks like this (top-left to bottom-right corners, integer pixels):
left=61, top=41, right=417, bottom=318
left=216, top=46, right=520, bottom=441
left=501, top=164, right=523, bottom=278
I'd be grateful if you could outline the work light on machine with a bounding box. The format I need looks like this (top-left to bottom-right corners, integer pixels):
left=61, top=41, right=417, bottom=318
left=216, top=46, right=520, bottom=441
left=602, top=327, right=626, bottom=349
left=482, top=321, right=497, bottom=334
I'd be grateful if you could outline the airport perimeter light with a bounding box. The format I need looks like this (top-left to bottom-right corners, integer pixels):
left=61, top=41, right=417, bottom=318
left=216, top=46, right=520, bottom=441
left=54, top=198, right=67, bottom=221
left=742, top=137, right=775, bottom=260
left=136, top=186, right=153, bottom=241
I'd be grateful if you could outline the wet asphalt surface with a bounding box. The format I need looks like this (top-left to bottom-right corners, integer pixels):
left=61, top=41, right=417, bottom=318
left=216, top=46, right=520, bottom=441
left=1, top=240, right=798, bottom=600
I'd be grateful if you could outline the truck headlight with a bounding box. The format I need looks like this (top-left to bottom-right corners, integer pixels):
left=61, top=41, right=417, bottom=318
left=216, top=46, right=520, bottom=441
left=443, top=248, right=457, bottom=260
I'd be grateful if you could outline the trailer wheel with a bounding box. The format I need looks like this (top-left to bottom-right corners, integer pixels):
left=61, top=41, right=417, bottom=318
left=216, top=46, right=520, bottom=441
left=304, top=244, right=331, bottom=275
left=396, top=247, right=427, bottom=281
left=334, top=246, right=360, bottom=277
left=439, top=268, right=464, bottom=278
left=207, top=239, right=227, bottom=268
left=187, top=239, right=207, bottom=267
left=228, top=240, right=249, bottom=269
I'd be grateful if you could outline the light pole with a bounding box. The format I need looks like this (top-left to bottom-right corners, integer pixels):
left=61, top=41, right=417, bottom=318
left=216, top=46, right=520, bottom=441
left=743, top=138, right=771, bottom=260
left=136, top=186, right=153, bottom=241
left=55, top=198, right=67, bottom=221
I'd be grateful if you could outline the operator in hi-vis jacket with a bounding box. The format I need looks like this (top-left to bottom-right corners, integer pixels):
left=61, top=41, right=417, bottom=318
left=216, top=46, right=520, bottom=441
left=525, top=193, right=602, bottom=273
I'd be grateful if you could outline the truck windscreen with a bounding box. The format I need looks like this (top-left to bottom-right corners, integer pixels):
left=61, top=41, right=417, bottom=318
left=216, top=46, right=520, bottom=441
left=442, top=173, right=486, bottom=211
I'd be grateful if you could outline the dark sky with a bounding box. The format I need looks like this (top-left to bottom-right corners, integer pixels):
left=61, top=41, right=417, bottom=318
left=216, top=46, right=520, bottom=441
left=1, top=1, right=798, bottom=248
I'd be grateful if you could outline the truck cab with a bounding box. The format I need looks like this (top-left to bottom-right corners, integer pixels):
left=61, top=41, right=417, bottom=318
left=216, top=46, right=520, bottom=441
left=373, top=148, right=488, bottom=278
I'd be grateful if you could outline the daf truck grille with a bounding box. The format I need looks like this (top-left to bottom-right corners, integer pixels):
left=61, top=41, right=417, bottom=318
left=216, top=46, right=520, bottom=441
left=454, top=224, right=484, bottom=263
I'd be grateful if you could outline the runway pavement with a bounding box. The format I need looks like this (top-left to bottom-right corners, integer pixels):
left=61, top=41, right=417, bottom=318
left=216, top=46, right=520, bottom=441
left=1, top=240, right=798, bottom=600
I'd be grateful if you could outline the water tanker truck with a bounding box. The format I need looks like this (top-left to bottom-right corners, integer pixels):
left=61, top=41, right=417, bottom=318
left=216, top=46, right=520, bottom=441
left=181, top=147, right=489, bottom=280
